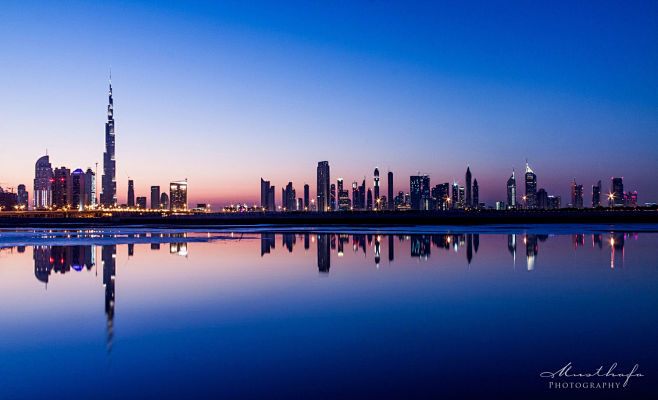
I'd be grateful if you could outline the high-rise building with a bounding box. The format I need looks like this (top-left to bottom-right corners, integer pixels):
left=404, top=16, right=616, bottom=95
left=136, top=196, right=147, bottom=209
left=260, top=178, right=276, bottom=211
left=34, top=154, right=53, bottom=209
left=359, top=180, right=366, bottom=209
left=337, top=179, right=350, bottom=211
left=611, top=177, right=624, bottom=207
left=625, top=191, right=638, bottom=208
left=387, top=171, right=394, bottom=210
left=160, top=192, right=169, bottom=210
left=151, top=186, right=161, bottom=209
left=451, top=182, right=459, bottom=209
left=127, top=179, right=135, bottom=207
left=303, top=184, right=310, bottom=211
left=283, top=181, right=296, bottom=211
left=100, top=77, right=117, bottom=207
left=458, top=187, right=465, bottom=209
left=570, top=179, right=583, bottom=209
left=506, top=170, right=517, bottom=209
left=473, top=179, right=479, bottom=209
left=53, top=167, right=71, bottom=209
left=352, top=182, right=360, bottom=210
left=548, top=195, right=561, bottom=210
left=317, top=161, right=330, bottom=212
left=17, top=184, right=28, bottom=209
left=592, top=180, right=601, bottom=208
left=525, top=162, right=537, bottom=210
left=421, top=175, right=431, bottom=210
left=330, top=183, right=336, bottom=211
left=536, top=188, right=548, bottom=210
left=465, top=167, right=472, bottom=208
left=373, top=168, right=380, bottom=209
left=85, top=168, right=96, bottom=207
left=367, top=188, right=373, bottom=210
left=432, top=183, right=450, bottom=210
left=70, top=169, right=86, bottom=211
left=169, top=180, right=188, bottom=211
left=410, top=176, right=422, bottom=210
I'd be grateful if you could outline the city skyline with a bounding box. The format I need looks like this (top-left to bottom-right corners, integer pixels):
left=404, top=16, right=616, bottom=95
left=1, top=1, right=657, bottom=207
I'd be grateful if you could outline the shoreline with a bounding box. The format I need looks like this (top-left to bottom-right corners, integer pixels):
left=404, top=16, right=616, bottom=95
left=0, top=209, right=656, bottom=227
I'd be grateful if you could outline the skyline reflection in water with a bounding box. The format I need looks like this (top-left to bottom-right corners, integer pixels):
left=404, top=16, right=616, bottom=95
left=0, top=226, right=656, bottom=399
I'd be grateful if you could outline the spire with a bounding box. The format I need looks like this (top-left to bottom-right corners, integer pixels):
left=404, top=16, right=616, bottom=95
left=525, top=159, right=533, bottom=174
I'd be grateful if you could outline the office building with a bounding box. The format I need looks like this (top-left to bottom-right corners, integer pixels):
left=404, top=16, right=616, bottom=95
left=465, top=167, right=472, bottom=208
left=592, top=180, right=601, bottom=208
left=451, top=182, right=459, bottom=209
left=570, top=179, right=584, bottom=209
left=507, top=170, right=517, bottom=209
left=611, top=177, right=624, bottom=207
left=317, top=161, right=330, bottom=212
left=330, top=183, right=336, bottom=211
left=127, top=180, right=135, bottom=207
left=472, top=179, right=479, bottom=209
left=367, top=188, right=373, bottom=210
left=283, top=181, right=296, bottom=211
left=160, top=192, right=169, bottom=210
left=151, top=186, right=161, bottom=209
left=625, top=191, right=638, bottom=208
left=17, top=184, right=28, bottom=209
left=170, top=180, right=188, bottom=211
left=373, top=168, right=380, bottom=209
left=70, top=169, right=86, bottom=211
left=525, top=162, right=537, bottom=209
left=536, top=188, right=548, bottom=210
left=337, top=179, right=350, bottom=211
left=410, top=175, right=422, bottom=210
left=304, top=184, right=310, bottom=210
left=34, top=154, right=53, bottom=209
left=387, top=171, right=394, bottom=210
left=136, top=196, right=147, bottom=209
left=84, top=168, right=96, bottom=207
left=52, top=167, right=71, bottom=209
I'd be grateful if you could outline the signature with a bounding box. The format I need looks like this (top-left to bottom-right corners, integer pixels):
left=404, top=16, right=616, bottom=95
left=540, top=362, right=643, bottom=387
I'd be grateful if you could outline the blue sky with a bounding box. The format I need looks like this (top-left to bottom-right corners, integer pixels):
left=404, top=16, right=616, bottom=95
left=1, top=0, right=656, bottom=205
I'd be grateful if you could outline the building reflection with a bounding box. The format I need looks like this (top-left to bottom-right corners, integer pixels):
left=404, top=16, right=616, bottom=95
left=317, top=234, right=330, bottom=273
left=102, top=245, right=115, bottom=353
left=33, top=245, right=96, bottom=285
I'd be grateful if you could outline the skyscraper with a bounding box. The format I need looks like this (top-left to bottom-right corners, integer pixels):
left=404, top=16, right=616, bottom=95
left=337, top=178, right=350, bottom=211
left=472, top=179, right=479, bottom=208
left=359, top=179, right=366, bottom=209
left=506, top=170, right=517, bottom=210
left=421, top=175, right=430, bottom=210
left=611, top=177, right=624, bottom=207
left=410, top=175, right=422, bottom=210
left=33, top=154, right=53, bottom=209
left=17, top=184, right=28, bottom=209
left=303, top=184, right=310, bottom=210
left=101, top=77, right=117, bottom=207
left=451, top=182, right=459, bottom=209
left=373, top=168, right=380, bottom=209
left=85, top=168, right=96, bottom=207
left=283, top=181, right=296, bottom=211
left=330, top=183, right=336, bottom=211
left=465, top=167, right=472, bottom=208
left=525, top=162, right=537, bottom=210
left=387, top=171, right=394, bottom=210
left=367, top=188, right=373, bottom=210
left=160, top=192, right=169, bottom=210
left=136, top=196, right=147, bottom=209
left=127, top=179, right=135, bottom=207
left=352, top=181, right=360, bottom=210
left=151, top=186, right=160, bottom=209
left=70, top=169, right=86, bottom=211
left=570, top=179, right=583, bottom=209
left=317, top=161, right=330, bottom=212
left=169, top=180, right=188, bottom=211
left=52, top=167, right=71, bottom=209
left=592, top=180, right=601, bottom=208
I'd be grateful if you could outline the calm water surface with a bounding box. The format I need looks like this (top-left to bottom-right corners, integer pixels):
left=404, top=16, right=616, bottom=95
left=0, top=225, right=656, bottom=399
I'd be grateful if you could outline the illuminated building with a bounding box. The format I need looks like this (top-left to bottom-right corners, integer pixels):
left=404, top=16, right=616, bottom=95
left=70, top=169, right=86, bottom=210
left=151, top=186, right=160, bottom=209
left=465, top=166, right=472, bottom=208
left=352, top=181, right=360, bottom=210
left=611, top=177, right=624, bottom=207
left=160, top=192, right=169, bottom=210
left=85, top=168, right=96, bottom=207
left=260, top=178, right=275, bottom=211
left=316, top=161, right=330, bottom=212
left=100, top=76, right=117, bottom=207
left=570, top=179, right=584, bottom=209
left=410, top=176, right=421, bottom=210
left=536, top=188, right=548, bottom=210
left=374, top=168, right=380, bottom=209
left=17, top=184, right=28, bottom=209
left=472, top=179, right=479, bottom=209
left=432, top=183, right=450, bottom=210
left=506, top=169, right=517, bottom=209
left=625, top=191, right=637, bottom=208
left=337, top=178, right=351, bottom=211
left=304, top=184, right=309, bottom=210
left=127, top=180, right=135, bottom=207
left=136, top=196, right=147, bottom=209
left=592, top=180, right=601, bottom=208
left=330, top=183, right=336, bottom=211
left=525, top=162, right=537, bottom=210
left=387, top=171, right=394, bottom=210
left=458, top=187, right=465, bottom=209
left=283, top=181, right=296, bottom=211
left=548, top=195, right=561, bottom=210
left=169, top=180, right=188, bottom=211
left=52, top=167, right=71, bottom=209
left=367, top=188, right=373, bottom=210
left=33, top=154, right=53, bottom=209
left=451, top=182, right=459, bottom=209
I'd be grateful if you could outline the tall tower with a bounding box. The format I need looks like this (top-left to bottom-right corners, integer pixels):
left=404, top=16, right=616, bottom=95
left=525, top=161, right=537, bottom=210
left=507, top=170, right=516, bottom=209
left=101, top=76, right=117, bottom=207
left=373, top=168, right=380, bottom=209
left=316, top=161, right=330, bottom=212
left=387, top=171, right=394, bottom=210
left=465, top=166, right=472, bottom=208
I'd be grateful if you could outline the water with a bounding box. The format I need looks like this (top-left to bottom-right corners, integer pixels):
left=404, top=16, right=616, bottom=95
left=0, top=225, right=656, bottom=399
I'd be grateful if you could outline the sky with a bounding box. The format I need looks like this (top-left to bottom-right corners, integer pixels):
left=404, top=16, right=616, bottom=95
left=1, top=0, right=657, bottom=207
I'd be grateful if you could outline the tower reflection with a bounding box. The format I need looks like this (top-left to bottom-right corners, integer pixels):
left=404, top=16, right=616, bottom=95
left=317, top=234, right=330, bottom=273
left=102, top=245, right=116, bottom=354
